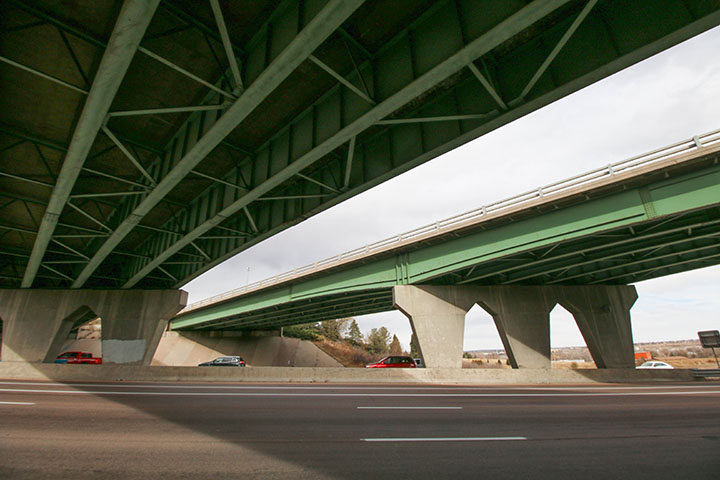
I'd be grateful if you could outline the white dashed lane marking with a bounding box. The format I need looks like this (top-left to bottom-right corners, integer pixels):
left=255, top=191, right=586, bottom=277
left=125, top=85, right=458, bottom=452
left=357, top=406, right=462, bottom=409
left=361, top=437, right=527, bottom=442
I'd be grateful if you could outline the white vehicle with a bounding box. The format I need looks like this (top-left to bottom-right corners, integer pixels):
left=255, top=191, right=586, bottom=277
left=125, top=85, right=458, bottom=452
left=637, top=361, right=674, bottom=369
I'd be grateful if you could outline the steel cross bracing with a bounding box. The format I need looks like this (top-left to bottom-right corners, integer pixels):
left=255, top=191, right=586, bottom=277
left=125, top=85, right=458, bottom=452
left=20, top=0, right=162, bottom=287
left=0, top=0, right=194, bottom=285
left=118, top=0, right=720, bottom=290
left=73, top=0, right=367, bottom=288
left=1, top=0, right=365, bottom=288
left=2, top=1, right=720, bottom=290
left=121, top=0, right=583, bottom=289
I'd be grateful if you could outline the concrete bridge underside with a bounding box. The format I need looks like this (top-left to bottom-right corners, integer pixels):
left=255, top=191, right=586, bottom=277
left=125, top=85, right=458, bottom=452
left=3, top=1, right=720, bottom=371
left=2, top=0, right=719, bottom=291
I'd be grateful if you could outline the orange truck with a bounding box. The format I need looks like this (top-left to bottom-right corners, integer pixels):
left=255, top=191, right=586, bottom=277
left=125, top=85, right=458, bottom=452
left=634, top=351, right=652, bottom=362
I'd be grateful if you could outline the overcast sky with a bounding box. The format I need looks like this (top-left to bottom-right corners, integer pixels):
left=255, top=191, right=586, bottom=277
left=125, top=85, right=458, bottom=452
left=184, top=25, right=720, bottom=351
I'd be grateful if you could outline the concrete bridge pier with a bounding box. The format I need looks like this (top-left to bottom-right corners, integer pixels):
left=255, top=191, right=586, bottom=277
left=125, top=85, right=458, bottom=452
left=0, top=289, right=187, bottom=365
left=479, top=287, right=555, bottom=369
left=393, top=285, right=637, bottom=370
left=556, top=285, right=637, bottom=368
left=393, top=285, right=476, bottom=369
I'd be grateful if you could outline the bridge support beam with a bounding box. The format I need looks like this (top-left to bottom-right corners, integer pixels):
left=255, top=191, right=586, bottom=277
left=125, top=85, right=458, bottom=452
left=481, top=287, right=555, bottom=369
left=393, top=286, right=476, bottom=369
left=556, top=285, right=637, bottom=369
left=393, top=285, right=637, bottom=369
left=0, top=289, right=187, bottom=365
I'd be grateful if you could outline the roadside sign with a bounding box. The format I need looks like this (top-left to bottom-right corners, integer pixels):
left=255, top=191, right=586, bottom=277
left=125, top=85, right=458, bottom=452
left=698, top=330, right=720, bottom=368
left=698, top=330, right=720, bottom=348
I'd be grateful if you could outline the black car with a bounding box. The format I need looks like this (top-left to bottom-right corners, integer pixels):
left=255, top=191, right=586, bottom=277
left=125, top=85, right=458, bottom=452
left=198, top=356, right=246, bottom=367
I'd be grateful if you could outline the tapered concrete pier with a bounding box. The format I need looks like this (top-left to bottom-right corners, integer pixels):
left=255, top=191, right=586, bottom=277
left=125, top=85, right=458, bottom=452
left=393, top=285, right=637, bottom=369
left=0, top=289, right=187, bottom=365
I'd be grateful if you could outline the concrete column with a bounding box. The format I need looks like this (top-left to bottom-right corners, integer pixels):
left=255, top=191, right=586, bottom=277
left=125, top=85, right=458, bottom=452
left=477, top=287, right=555, bottom=369
left=0, top=289, right=187, bottom=365
left=392, top=285, right=637, bottom=370
left=393, top=285, right=477, bottom=369
left=556, top=285, right=637, bottom=368
left=42, top=306, right=95, bottom=363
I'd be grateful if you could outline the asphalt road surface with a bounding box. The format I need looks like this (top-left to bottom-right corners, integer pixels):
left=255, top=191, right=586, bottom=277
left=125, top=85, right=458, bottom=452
left=1, top=380, right=719, bottom=479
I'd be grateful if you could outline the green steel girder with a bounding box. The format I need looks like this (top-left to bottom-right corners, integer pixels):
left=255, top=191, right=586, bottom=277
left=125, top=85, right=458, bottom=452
left=21, top=0, right=163, bottom=288
left=459, top=216, right=720, bottom=284
left=6, top=1, right=720, bottom=291
left=128, top=0, right=576, bottom=287
left=186, top=289, right=394, bottom=331
left=172, top=161, right=720, bottom=331
left=129, top=0, right=720, bottom=291
left=68, top=0, right=366, bottom=289
left=449, top=208, right=720, bottom=285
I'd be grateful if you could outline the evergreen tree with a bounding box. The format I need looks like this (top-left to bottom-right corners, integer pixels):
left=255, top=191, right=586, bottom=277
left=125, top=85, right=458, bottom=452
left=366, top=327, right=391, bottom=355
left=318, top=320, right=339, bottom=340
left=283, top=322, right=321, bottom=340
left=317, top=319, right=350, bottom=341
left=410, top=332, right=420, bottom=358
left=345, top=319, right=363, bottom=347
left=389, top=334, right=402, bottom=355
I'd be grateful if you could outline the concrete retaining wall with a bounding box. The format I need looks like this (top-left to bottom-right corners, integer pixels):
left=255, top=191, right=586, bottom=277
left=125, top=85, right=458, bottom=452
left=0, top=362, right=704, bottom=384
left=151, top=332, right=342, bottom=367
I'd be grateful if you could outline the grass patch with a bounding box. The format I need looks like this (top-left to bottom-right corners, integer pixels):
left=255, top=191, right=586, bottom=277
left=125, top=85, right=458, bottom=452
left=313, top=339, right=381, bottom=367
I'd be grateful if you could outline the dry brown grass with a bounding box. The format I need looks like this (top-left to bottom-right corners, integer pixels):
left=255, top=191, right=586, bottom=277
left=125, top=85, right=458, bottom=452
left=313, top=339, right=379, bottom=367
left=463, top=359, right=511, bottom=369
left=652, top=356, right=720, bottom=368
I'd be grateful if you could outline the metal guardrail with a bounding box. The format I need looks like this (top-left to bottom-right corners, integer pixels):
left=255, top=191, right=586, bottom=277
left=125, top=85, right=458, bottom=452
left=179, top=128, right=720, bottom=314
left=691, top=369, right=720, bottom=378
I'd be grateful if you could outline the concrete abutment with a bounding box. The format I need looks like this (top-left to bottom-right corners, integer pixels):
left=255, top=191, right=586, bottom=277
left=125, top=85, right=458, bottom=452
left=393, top=285, right=637, bottom=369
left=0, top=289, right=187, bottom=365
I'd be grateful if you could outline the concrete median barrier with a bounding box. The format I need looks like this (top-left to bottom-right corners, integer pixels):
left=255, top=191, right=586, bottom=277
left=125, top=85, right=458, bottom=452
left=0, top=362, right=700, bottom=384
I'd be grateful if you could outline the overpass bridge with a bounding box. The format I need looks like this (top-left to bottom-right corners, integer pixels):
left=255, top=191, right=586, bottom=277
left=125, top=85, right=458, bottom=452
left=171, top=130, right=720, bottom=368
left=2, top=0, right=720, bottom=367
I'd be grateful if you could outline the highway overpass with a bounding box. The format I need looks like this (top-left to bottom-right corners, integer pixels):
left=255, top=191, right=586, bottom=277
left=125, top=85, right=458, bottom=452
left=2, top=0, right=720, bottom=367
left=171, top=130, right=720, bottom=368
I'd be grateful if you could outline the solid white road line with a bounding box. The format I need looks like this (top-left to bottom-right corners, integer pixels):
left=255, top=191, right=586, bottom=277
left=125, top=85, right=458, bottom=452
left=357, top=406, right=462, bottom=409
left=0, top=401, right=35, bottom=405
left=0, top=381, right=718, bottom=391
left=0, top=388, right=719, bottom=397
left=362, top=437, right=527, bottom=442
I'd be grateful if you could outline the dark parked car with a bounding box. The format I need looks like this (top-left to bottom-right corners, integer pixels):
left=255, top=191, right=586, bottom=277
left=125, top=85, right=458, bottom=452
left=366, top=355, right=417, bottom=368
left=198, top=356, right=246, bottom=367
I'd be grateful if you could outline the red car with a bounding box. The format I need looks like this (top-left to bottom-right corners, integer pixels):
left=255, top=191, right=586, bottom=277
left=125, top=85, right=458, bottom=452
left=366, top=355, right=417, bottom=368
left=55, top=351, right=102, bottom=364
